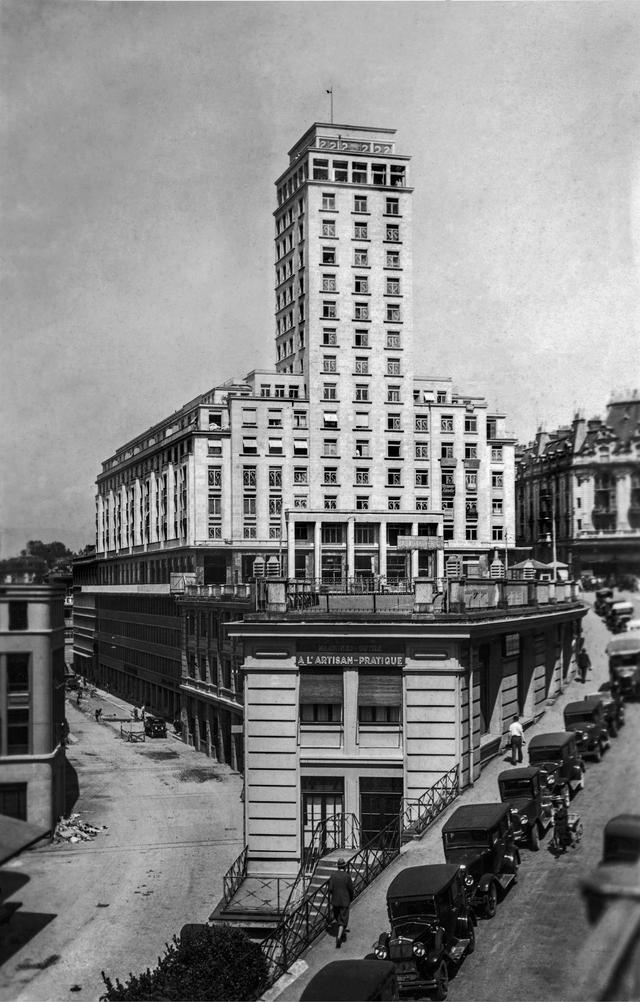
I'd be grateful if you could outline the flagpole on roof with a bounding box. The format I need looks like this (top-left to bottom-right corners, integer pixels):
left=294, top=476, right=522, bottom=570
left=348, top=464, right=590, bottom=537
left=326, top=87, right=333, bottom=124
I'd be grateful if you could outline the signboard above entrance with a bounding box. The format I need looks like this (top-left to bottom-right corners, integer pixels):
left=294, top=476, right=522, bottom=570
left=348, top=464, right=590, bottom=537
left=396, top=535, right=444, bottom=551
left=297, top=654, right=405, bottom=668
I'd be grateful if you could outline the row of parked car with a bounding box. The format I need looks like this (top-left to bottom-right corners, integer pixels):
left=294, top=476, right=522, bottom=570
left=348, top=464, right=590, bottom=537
left=594, top=587, right=639, bottom=633
left=301, top=646, right=638, bottom=1001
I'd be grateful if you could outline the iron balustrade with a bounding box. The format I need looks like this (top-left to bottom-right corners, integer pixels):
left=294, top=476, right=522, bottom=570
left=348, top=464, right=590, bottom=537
left=222, top=844, right=248, bottom=905
left=400, top=763, right=459, bottom=839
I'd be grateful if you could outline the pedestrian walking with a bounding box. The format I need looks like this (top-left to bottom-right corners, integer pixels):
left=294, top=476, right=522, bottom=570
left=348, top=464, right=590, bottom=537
left=508, top=714, right=525, bottom=764
left=328, top=858, right=354, bottom=949
left=94, top=708, right=103, bottom=723
left=552, top=800, right=571, bottom=854
left=577, top=642, right=591, bottom=684
left=133, top=706, right=139, bottom=722
left=140, top=705, right=146, bottom=721
left=76, top=691, right=82, bottom=707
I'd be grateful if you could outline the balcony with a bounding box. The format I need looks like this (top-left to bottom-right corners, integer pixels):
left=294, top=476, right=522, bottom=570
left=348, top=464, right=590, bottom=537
left=464, top=458, right=480, bottom=470
left=440, top=457, right=457, bottom=468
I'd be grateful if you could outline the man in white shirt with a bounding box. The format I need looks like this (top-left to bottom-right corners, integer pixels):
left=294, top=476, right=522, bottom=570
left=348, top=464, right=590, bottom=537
left=508, top=714, right=525, bottom=765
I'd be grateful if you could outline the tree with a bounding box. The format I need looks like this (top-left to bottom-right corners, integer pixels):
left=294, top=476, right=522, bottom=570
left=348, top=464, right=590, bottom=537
left=100, top=924, right=269, bottom=1002
left=26, top=540, right=73, bottom=566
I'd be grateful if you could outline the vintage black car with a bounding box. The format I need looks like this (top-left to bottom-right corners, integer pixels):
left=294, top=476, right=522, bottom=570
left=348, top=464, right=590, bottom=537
left=441, top=804, right=519, bottom=920
left=497, top=767, right=554, bottom=850
left=563, top=697, right=610, bottom=761
left=374, top=864, right=475, bottom=1000
left=144, top=715, right=167, bottom=738
left=607, top=600, right=635, bottom=633
left=606, top=635, right=640, bottom=700
left=527, top=731, right=585, bottom=803
left=300, top=960, right=398, bottom=1002
left=594, top=587, right=614, bottom=615
left=589, top=684, right=625, bottom=736
left=581, top=815, right=640, bottom=926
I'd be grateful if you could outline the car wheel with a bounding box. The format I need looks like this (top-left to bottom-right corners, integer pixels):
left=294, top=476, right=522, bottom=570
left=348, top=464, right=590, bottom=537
left=433, top=960, right=449, bottom=1000
left=530, top=823, right=540, bottom=851
left=484, top=883, right=498, bottom=919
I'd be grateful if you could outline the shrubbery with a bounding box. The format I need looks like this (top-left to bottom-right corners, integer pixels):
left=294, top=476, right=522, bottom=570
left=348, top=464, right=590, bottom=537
left=101, top=923, right=269, bottom=1001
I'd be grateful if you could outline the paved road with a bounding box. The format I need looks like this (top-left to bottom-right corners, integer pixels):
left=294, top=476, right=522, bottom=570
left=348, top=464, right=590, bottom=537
left=277, top=594, right=640, bottom=1002
left=0, top=691, right=243, bottom=1002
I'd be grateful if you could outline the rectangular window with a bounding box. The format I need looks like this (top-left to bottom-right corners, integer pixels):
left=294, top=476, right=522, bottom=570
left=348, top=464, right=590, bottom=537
left=7, top=653, right=29, bottom=693
left=387, top=357, right=401, bottom=375
left=322, top=192, right=336, bottom=210
left=355, top=357, right=369, bottom=375
left=323, top=383, right=337, bottom=400
left=387, top=413, right=401, bottom=431
left=354, top=222, right=368, bottom=239
left=437, top=391, right=448, bottom=403
left=387, top=469, right=402, bottom=487
left=354, top=330, right=369, bottom=348
left=322, top=274, right=337, bottom=292
left=269, top=497, right=282, bottom=516
left=0, top=783, right=27, bottom=821
left=322, top=246, right=336, bottom=264
left=386, top=304, right=401, bottom=322
left=323, top=355, right=337, bottom=372
left=466, top=472, right=478, bottom=491
left=356, top=496, right=370, bottom=511
left=323, top=440, right=338, bottom=456
left=269, top=468, right=282, bottom=488
left=7, top=709, right=29, bottom=755
left=324, top=496, right=338, bottom=510
left=293, top=467, right=308, bottom=484
left=242, top=437, right=257, bottom=454
left=294, top=439, right=308, bottom=456
left=243, top=467, right=257, bottom=488
left=323, top=467, right=338, bottom=485
left=441, top=443, right=454, bottom=458
left=491, top=446, right=504, bottom=461
left=386, top=331, right=401, bottom=349
left=243, top=496, right=257, bottom=516
left=465, top=444, right=477, bottom=459
left=355, top=525, right=375, bottom=544
left=243, top=525, right=257, bottom=539
left=352, top=162, right=367, bottom=183
left=322, top=220, right=336, bottom=238
left=492, top=498, right=503, bottom=514
left=355, top=439, right=370, bottom=458
left=492, top=472, right=504, bottom=489
left=355, top=384, right=369, bottom=402
left=415, top=415, right=429, bottom=432
left=355, top=468, right=370, bottom=485
left=465, top=416, right=477, bottom=433
left=242, top=407, right=257, bottom=426
left=386, top=250, right=400, bottom=268
left=323, top=411, right=338, bottom=427
left=466, top=527, right=478, bottom=541
left=208, top=467, right=222, bottom=489
left=208, top=497, right=221, bottom=516
left=313, top=159, right=329, bottom=180
left=268, top=410, right=282, bottom=427
left=268, top=438, right=283, bottom=455
left=323, top=328, right=337, bottom=345
left=387, top=386, right=400, bottom=403
left=415, top=443, right=429, bottom=459
left=388, top=497, right=400, bottom=511
left=354, top=195, right=367, bottom=212
left=441, top=415, right=454, bottom=432
left=355, top=412, right=370, bottom=429
left=386, top=277, right=400, bottom=295
left=333, top=160, right=348, bottom=182
left=386, top=197, right=399, bottom=215
left=354, top=249, right=368, bottom=266
left=294, top=495, right=308, bottom=509
left=492, top=525, right=504, bottom=542
left=387, top=441, right=401, bottom=459
left=294, top=410, right=307, bottom=428
left=354, top=275, right=369, bottom=294
left=322, top=301, right=337, bottom=319
left=386, top=224, right=399, bottom=241
left=354, top=302, right=369, bottom=321
left=415, top=471, right=429, bottom=487
left=372, top=163, right=387, bottom=185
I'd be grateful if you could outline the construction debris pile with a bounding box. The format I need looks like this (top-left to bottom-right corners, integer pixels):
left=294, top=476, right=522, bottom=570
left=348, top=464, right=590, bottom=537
left=54, top=813, right=108, bottom=844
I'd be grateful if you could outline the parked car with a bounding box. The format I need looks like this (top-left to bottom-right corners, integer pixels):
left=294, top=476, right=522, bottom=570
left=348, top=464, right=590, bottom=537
left=624, top=617, right=640, bottom=634
left=606, top=634, right=640, bottom=700
left=144, top=716, right=167, bottom=738
left=594, top=588, right=614, bottom=615
left=441, top=804, right=519, bottom=921
left=527, top=731, right=585, bottom=803
left=583, top=687, right=623, bottom=737
left=563, top=697, right=610, bottom=761
left=497, top=767, right=554, bottom=850
left=300, top=960, right=399, bottom=1002
left=373, top=864, right=475, bottom=1000
left=607, top=601, right=635, bottom=633
left=581, top=815, right=640, bottom=926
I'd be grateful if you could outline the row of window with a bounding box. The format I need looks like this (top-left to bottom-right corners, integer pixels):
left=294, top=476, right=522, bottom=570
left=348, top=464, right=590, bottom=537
left=320, top=192, right=401, bottom=214
left=321, top=247, right=401, bottom=268
left=322, top=328, right=402, bottom=349
left=322, top=355, right=402, bottom=375
left=321, top=220, right=400, bottom=242
left=320, top=274, right=402, bottom=295
left=312, top=158, right=407, bottom=187
left=321, top=301, right=402, bottom=322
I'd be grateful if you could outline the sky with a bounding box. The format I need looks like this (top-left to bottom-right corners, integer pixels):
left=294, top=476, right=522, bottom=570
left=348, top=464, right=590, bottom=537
left=1, top=1, right=639, bottom=555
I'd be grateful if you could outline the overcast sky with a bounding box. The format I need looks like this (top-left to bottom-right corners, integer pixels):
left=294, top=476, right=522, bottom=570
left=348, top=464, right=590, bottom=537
left=2, top=1, right=639, bottom=555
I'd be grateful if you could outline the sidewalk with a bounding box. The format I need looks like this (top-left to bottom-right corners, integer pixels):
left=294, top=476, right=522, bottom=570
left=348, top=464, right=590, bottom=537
left=273, top=599, right=612, bottom=1001
left=68, top=684, right=183, bottom=742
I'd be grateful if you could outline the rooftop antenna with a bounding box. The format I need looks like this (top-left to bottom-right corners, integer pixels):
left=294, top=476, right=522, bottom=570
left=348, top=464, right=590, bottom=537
left=326, top=87, right=334, bottom=124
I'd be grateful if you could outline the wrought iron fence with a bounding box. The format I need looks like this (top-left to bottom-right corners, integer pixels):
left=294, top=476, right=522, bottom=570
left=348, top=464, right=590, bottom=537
left=283, top=813, right=361, bottom=914
left=222, top=844, right=248, bottom=905
left=400, top=763, right=459, bottom=839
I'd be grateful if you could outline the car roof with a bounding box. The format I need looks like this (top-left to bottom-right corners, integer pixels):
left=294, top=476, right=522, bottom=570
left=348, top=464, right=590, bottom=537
left=498, top=767, right=540, bottom=782
left=606, top=635, right=640, bottom=656
left=625, top=619, right=640, bottom=631
left=596, top=587, right=614, bottom=595
left=300, top=960, right=396, bottom=1001
left=528, top=731, right=574, bottom=749
left=564, top=700, right=598, bottom=714
left=387, top=864, right=460, bottom=900
left=611, top=601, right=634, bottom=610
left=442, top=803, right=509, bottom=832
left=603, top=814, right=640, bottom=841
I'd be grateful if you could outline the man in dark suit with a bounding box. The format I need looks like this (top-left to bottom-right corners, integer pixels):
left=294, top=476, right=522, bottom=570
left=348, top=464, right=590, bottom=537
left=328, top=858, right=354, bottom=948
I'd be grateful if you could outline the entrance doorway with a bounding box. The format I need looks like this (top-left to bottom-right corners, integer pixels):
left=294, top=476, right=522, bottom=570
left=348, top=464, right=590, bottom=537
left=359, top=776, right=403, bottom=843
left=301, top=777, right=344, bottom=852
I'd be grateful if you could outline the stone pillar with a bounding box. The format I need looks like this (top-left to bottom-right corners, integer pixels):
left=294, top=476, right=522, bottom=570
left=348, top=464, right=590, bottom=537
left=216, top=710, right=225, bottom=763
left=379, top=520, right=387, bottom=578
left=287, top=515, right=296, bottom=579
left=314, top=520, right=322, bottom=585
left=411, top=522, right=419, bottom=579
left=616, top=471, right=631, bottom=530
left=347, top=517, right=355, bottom=581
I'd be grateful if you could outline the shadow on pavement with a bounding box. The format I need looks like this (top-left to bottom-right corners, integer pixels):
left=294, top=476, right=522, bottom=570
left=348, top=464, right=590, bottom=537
left=0, top=911, right=57, bottom=967
left=64, top=758, right=80, bottom=815
left=0, top=870, right=30, bottom=900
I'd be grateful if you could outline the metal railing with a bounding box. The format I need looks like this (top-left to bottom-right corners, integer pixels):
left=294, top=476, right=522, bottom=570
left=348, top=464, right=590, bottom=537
left=222, top=844, right=248, bottom=905
left=400, top=763, right=459, bottom=839
left=282, top=813, right=361, bottom=915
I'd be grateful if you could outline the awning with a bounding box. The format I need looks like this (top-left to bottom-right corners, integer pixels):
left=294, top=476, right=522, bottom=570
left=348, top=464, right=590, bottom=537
left=0, top=815, right=50, bottom=866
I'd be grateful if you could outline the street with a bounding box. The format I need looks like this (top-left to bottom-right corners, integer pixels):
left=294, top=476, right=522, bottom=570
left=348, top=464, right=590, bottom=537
left=277, top=595, right=640, bottom=1002
left=0, top=692, right=243, bottom=1002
